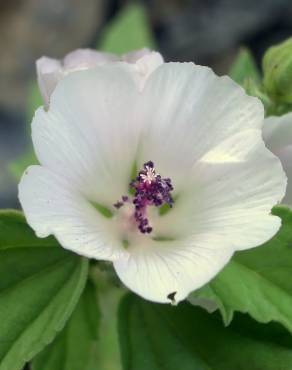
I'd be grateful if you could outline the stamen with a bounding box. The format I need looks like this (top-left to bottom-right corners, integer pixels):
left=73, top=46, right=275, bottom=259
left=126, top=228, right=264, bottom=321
left=114, top=161, right=174, bottom=234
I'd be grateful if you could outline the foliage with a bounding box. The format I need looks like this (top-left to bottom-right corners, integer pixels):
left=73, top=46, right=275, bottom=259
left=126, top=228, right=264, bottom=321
left=32, top=282, right=100, bottom=370
left=229, top=48, right=261, bottom=85
left=119, top=294, right=292, bottom=370
left=0, top=211, right=88, bottom=370
left=190, top=207, right=292, bottom=332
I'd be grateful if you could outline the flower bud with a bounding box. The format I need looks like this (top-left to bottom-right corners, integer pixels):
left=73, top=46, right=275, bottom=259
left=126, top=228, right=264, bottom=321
left=263, top=38, right=292, bottom=103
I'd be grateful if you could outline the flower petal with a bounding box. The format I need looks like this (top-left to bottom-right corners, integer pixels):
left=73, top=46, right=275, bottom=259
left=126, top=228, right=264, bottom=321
left=263, top=112, right=292, bottom=151
left=133, top=52, right=164, bottom=89
left=137, top=63, right=264, bottom=188
left=63, top=48, right=118, bottom=70
left=36, top=57, right=63, bottom=106
left=263, top=113, right=292, bottom=206
left=123, top=48, right=155, bottom=63
left=19, top=165, right=127, bottom=260
left=114, top=237, right=233, bottom=303
left=187, top=139, right=286, bottom=251
left=276, top=146, right=292, bottom=206
left=31, top=65, right=141, bottom=205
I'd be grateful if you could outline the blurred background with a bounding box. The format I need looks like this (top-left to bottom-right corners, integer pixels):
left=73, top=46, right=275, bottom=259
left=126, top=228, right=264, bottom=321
left=1, top=0, right=292, bottom=209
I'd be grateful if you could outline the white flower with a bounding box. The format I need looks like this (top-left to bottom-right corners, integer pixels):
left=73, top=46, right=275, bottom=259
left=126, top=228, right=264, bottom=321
left=19, top=59, right=286, bottom=304
left=263, top=112, right=292, bottom=206
left=36, top=48, right=164, bottom=106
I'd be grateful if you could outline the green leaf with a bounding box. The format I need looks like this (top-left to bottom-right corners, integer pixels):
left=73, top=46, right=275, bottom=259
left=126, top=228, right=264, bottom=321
left=0, top=210, right=88, bottom=370
left=99, top=3, right=155, bottom=54
left=90, top=267, right=125, bottom=370
left=190, top=206, right=292, bottom=332
left=32, top=281, right=100, bottom=370
left=8, top=150, right=38, bottom=180
left=229, top=48, right=261, bottom=85
left=119, top=294, right=292, bottom=370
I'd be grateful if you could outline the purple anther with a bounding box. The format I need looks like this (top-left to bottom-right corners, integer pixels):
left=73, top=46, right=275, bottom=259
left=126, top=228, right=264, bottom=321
left=130, top=162, right=174, bottom=234
left=114, top=161, right=174, bottom=234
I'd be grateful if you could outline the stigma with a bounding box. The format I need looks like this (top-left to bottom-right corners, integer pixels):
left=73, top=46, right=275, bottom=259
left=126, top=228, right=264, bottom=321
left=114, top=161, right=174, bottom=234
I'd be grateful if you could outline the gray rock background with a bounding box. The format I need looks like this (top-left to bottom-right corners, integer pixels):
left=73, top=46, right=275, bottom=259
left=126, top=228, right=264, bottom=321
left=1, top=0, right=292, bottom=209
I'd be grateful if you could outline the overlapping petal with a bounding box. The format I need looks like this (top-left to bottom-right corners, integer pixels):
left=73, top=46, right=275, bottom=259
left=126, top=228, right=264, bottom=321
left=36, top=48, right=164, bottom=106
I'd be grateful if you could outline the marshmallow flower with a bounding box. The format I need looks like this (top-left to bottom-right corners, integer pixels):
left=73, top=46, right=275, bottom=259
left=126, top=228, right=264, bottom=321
left=19, top=51, right=286, bottom=304
left=263, top=113, right=292, bottom=206
left=36, top=48, right=163, bottom=106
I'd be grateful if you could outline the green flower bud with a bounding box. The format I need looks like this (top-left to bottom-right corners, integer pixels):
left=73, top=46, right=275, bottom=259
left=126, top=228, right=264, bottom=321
left=263, top=38, right=292, bottom=103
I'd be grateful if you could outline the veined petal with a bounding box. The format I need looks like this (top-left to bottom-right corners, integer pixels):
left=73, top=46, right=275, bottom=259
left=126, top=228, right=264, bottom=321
left=114, top=237, right=233, bottom=303
left=137, top=63, right=264, bottom=188
left=32, top=65, right=141, bottom=205
left=19, top=166, right=127, bottom=260
left=187, top=147, right=285, bottom=251
left=153, top=129, right=285, bottom=239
